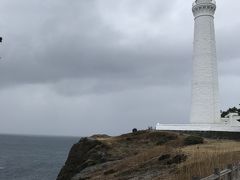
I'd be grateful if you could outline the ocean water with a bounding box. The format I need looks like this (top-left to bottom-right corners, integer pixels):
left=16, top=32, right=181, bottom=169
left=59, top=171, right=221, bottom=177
left=0, top=134, right=79, bottom=180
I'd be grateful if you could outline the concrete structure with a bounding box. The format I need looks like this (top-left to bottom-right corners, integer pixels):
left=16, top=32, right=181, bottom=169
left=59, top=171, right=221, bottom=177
left=221, top=113, right=240, bottom=126
left=156, top=0, right=240, bottom=132
left=191, top=0, right=220, bottom=124
left=156, top=111, right=240, bottom=132
left=156, top=123, right=240, bottom=132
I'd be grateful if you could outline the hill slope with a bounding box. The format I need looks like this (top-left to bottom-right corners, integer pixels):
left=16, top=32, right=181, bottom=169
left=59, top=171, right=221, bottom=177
left=57, top=131, right=240, bottom=180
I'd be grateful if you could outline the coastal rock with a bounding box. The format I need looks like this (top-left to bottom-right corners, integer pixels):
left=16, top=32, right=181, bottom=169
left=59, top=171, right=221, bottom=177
left=57, top=137, right=110, bottom=180
left=57, top=131, right=180, bottom=180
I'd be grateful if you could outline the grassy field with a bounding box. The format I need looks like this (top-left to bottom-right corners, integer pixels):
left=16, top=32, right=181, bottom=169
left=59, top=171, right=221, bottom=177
left=175, top=140, right=240, bottom=179
left=110, top=132, right=240, bottom=179
left=111, top=134, right=240, bottom=179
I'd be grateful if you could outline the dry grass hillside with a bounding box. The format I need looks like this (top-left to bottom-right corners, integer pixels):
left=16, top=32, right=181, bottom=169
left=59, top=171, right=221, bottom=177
left=57, top=130, right=240, bottom=180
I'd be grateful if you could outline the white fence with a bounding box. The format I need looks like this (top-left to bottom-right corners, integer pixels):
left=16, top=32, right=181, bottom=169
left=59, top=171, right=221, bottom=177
left=192, top=163, right=240, bottom=180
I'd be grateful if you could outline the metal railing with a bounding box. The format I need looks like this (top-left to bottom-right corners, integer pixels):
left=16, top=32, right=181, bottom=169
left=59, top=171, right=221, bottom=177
left=192, top=163, right=240, bottom=180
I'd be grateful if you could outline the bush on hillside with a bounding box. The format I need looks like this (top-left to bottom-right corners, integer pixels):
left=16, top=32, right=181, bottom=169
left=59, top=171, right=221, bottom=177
left=184, top=135, right=203, bottom=145
left=221, top=106, right=240, bottom=117
left=156, top=137, right=169, bottom=145
left=132, top=128, right=138, bottom=134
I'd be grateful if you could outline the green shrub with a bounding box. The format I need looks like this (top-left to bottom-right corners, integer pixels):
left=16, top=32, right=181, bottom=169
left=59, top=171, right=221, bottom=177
left=104, top=169, right=116, bottom=175
left=184, top=135, right=203, bottom=145
left=156, top=137, right=168, bottom=145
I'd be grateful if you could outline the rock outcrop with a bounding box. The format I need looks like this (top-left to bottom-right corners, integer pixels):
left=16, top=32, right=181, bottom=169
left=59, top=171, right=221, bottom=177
left=57, top=131, right=187, bottom=180
left=57, top=137, right=110, bottom=180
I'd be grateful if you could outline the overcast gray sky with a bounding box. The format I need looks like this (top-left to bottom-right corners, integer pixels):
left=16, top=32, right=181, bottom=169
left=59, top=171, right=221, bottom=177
left=0, top=0, right=239, bottom=136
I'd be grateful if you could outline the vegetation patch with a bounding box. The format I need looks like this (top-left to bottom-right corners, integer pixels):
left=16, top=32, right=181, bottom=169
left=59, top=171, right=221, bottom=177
left=184, top=135, right=204, bottom=145
left=156, top=137, right=170, bottom=145
left=166, top=154, right=187, bottom=165
left=104, top=169, right=116, bottom=175
left=158, top=154, right=171, bottom=161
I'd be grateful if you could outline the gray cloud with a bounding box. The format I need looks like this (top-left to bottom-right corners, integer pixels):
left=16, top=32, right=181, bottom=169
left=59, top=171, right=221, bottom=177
left=0, top=0, right=239, bottom=136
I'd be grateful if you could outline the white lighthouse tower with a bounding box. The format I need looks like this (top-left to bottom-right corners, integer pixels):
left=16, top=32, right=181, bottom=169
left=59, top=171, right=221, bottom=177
left=190, top=0, right=220, bottom=124
left=156, top=0, right=240, bottom=132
